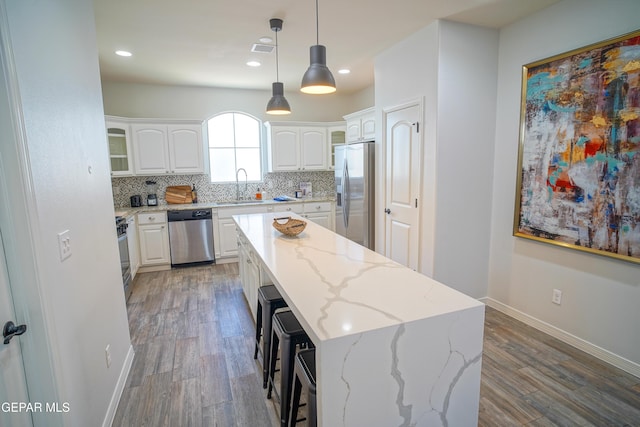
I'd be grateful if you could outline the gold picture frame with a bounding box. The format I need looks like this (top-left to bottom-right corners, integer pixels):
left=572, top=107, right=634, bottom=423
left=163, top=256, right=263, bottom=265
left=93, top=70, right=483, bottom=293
left=514, top=29, right=640, bottom=264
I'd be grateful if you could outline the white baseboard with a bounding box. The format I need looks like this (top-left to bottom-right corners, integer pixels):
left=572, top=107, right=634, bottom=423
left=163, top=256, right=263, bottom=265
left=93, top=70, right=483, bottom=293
left=102, top=345, right=135, bottom=427
left=480, top=297, right=640, bottom=379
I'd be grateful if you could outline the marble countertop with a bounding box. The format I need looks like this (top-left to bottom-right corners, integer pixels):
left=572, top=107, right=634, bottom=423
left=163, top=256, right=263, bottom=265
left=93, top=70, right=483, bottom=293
left=233, top=211, right=483, bottom=344
left=114, top=196, right=334, bottom=219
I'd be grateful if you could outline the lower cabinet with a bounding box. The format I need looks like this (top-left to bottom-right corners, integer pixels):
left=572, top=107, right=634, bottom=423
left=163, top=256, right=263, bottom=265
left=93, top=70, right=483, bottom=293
left=215, top=201, right=334, bottom=261
left=238, top=234, right=259, bottom=316
left=137, top=212, right=170, bottom=268
left=303, top=201, right=334, bottom=231
left=237, top=230, right=271, bottom=318
left=216, top=205, right=269, bottom=259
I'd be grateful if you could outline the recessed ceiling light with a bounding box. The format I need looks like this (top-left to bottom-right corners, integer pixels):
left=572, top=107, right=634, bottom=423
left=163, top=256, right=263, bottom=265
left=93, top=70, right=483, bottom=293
left=338, top=69, right=351, bottom=74
left=259, top=36, right=273, bottom=43
left=115, top=50, right=132, bottom=57
left=247, top=61, right=261, bottom=67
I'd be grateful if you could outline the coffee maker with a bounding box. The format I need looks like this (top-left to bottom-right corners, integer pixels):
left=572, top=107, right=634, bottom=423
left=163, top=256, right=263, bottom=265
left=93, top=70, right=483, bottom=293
left=146, top=180, right=158, bottom=206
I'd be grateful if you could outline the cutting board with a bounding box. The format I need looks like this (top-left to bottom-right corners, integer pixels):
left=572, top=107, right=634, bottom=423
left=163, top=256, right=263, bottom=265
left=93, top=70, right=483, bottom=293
left=165, top=185, right=193, bottom=204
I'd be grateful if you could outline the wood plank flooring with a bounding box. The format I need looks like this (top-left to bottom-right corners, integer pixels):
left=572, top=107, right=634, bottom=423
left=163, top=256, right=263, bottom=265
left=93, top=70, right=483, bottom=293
left=112, top=263, right=640, bottom=426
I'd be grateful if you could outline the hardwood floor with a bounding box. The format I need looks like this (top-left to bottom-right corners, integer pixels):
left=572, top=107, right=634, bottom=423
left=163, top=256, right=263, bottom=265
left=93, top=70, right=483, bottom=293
left=113, top=263, right=640, bottom=426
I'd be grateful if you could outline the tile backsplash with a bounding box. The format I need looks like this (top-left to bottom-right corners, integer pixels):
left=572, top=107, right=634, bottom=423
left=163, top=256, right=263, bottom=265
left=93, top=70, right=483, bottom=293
left=111, top=171, right=335, bottom=208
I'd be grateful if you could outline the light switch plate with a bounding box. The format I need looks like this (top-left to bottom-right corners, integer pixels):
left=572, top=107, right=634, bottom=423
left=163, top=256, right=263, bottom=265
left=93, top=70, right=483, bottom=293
left=57, top=230, right=72, bottom=261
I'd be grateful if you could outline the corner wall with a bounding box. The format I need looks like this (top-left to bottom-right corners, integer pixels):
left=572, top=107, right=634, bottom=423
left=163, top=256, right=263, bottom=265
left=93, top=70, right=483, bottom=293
left=3, top=0, right=133, bottom=424
left=374, top=20, right=498, bottom=298
left=489, top=0, right=640, bottom=370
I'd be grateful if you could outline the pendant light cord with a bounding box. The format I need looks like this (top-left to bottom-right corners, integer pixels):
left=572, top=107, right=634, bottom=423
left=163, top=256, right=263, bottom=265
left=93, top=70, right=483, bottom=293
left=275, top=28, right=280, bottom=81
left=315, top=0, right=319, bottom=45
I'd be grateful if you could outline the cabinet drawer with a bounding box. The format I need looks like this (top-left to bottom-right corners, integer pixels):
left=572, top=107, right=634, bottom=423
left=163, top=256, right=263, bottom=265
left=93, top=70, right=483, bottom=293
left=218, top=205, right=269, bottom=219
left=273, top=203, right=304, bottom=214
left=137, top=212, right=167, bottom=225
left=304, top=201, right=332, bottom=213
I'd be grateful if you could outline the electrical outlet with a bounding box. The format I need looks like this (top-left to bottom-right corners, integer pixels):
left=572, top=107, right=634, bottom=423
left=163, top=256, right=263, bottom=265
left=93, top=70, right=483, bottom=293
left=112, top=185, right=120, bottom=196
left=105, top=345, right=112, bottom=368
left=57, top=230, right=72, bottom=261
left=552, top=289, right=562, bottom=305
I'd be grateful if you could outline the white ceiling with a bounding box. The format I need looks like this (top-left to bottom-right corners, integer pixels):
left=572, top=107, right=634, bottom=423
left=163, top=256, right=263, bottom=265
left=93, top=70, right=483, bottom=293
left=93, top=0, right=560, bottom=95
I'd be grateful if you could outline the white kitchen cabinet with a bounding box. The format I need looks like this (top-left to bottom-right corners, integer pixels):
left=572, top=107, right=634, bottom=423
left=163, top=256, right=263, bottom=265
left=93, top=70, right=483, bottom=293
left=132, top=124, right=169, bottom=175
left=265, top=122, right=328, bottom=172
left=216, top=205, right=269, bottom=258
left=237, top=233, right=260, bottom=316
left=274, top=202, right=304, bottom=215
left=168, top=124, right=204, bottom=174
left=137, top=212, right=170, bottom=267
left=126, top=216, right=139, bottom=279
left=106, top=120, right=133, bottom=176
left=327, top=125, right=346, bottom=170
left=303, top=201, right=334, bottom=231
left=237, top=229, right=273, bottom=318
left=344, top=107, right=375, bottom=143
left=131, top=121, right=204, bottom=175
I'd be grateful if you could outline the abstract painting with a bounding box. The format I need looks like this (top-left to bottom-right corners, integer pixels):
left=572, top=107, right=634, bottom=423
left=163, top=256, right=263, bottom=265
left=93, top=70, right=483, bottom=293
left=514, top=30, right=640, bottom=264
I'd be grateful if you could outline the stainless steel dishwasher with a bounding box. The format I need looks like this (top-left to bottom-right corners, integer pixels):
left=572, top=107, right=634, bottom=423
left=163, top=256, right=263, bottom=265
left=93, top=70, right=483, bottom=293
left=167, top=209, right=215, bottom=266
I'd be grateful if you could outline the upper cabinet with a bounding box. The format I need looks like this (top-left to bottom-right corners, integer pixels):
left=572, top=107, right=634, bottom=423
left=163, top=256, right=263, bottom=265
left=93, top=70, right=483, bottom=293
left=344, top=107, right=375, bottom=143
left=131, top=124, right=169, bottom=175
left=106, top=119, right=133, bottom=176
left=327, top=125, right=346, bottom=170
left=265, top=122, right=328, bottom=172
left=167, top=125, right=204, bottom=174
left=106, top=116, right=205, bottom=177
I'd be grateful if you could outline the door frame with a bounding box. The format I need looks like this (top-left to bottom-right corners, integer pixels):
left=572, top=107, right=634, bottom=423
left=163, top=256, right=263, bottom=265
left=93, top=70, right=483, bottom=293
left=381, top=98, right=425, bottom=270
left=0, top=2, right=62, bottom=425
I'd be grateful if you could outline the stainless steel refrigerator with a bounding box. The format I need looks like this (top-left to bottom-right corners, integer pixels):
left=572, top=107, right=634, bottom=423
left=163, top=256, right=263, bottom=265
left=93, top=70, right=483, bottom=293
left=335, top=141, right=375, bottom=249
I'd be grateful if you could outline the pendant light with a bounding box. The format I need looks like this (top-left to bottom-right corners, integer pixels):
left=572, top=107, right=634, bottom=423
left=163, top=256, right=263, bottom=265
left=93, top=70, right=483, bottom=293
left=266, top=18, right=291, bottom=115
left=300, top=0, right=336, bottom=94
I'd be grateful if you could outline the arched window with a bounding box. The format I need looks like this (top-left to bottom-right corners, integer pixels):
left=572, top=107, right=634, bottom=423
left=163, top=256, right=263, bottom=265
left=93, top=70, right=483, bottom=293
left=207, top=112, right=262, bottom=182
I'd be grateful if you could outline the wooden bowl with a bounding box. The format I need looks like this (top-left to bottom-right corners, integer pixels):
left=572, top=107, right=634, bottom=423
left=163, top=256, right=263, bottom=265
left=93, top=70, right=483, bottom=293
left=272, top=217, right=307, bottom=236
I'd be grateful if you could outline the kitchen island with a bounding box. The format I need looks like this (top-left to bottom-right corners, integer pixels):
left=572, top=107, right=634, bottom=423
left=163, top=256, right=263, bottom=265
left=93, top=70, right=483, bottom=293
left=233, top=212, right=485, bottom=427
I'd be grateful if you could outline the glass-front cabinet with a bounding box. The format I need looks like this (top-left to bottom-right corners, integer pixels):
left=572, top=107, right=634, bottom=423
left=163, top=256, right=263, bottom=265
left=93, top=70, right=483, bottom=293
left=327, top=125, right=346, bottom=170
left=106, top=120, right=133, bottom=176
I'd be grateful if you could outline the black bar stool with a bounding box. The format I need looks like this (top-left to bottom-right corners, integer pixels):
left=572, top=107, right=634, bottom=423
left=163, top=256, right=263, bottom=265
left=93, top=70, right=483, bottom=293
left=289, top=348, right=316, bottom=427
left=267, top=310, right=313, bottom=427
left=254, top=285, right=288, bottom=388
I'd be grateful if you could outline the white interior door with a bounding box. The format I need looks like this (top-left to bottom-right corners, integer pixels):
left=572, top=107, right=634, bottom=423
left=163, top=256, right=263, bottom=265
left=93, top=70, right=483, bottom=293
left=384, top=104, right=421, bottom=269
left=0, top=229, right=32, bottom=427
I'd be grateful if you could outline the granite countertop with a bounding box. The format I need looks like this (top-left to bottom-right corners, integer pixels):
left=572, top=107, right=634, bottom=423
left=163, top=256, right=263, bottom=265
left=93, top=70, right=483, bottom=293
left=114, top=196, right=334, bottom=218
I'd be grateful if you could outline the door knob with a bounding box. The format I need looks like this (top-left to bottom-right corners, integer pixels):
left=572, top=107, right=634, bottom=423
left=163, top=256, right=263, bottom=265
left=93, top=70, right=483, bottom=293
left=3, top=321, right=27, bottom=345
left=384, top=208, right=391, bottom=214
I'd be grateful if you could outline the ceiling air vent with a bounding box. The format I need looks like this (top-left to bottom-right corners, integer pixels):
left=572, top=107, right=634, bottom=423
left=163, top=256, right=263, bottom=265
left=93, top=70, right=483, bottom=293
left=251, top=43, right=274, bottom=54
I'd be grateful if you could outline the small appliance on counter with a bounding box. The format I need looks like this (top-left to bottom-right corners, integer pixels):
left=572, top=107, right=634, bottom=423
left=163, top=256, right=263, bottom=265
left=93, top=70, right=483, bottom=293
left=130, top=195, right=142, bottom=207
left=146, top=180, right=158, bottom=206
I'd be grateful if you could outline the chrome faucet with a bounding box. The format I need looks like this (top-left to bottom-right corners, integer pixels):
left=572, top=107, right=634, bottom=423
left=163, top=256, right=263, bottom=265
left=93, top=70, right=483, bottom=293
left=235, top=168, right=247, bottom=200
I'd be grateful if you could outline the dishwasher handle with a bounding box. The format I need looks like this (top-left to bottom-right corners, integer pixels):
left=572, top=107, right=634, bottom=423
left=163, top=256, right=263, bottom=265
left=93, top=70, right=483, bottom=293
left=168, top=209, right=212, bottom=221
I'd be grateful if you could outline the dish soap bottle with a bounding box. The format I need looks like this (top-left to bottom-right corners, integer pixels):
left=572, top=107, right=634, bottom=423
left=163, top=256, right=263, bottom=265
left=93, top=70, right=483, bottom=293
left=255, top=188, right=262, bottom=200
left=191, top=184, right=198, bottom=203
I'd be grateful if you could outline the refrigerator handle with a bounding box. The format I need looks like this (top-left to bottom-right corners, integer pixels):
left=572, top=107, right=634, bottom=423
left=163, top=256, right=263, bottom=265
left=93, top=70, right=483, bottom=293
left=343, top=160, right=350, bottom=229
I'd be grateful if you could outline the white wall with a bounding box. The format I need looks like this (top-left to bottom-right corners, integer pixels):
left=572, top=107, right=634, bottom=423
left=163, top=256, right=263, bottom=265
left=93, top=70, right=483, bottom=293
left=375, top=21, right=498, bottom=298
left=2, top=0, right=132, bottom=425
left=102, top=80, right=374, bottom=122
left=489, top=0, right=640, bottom=369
